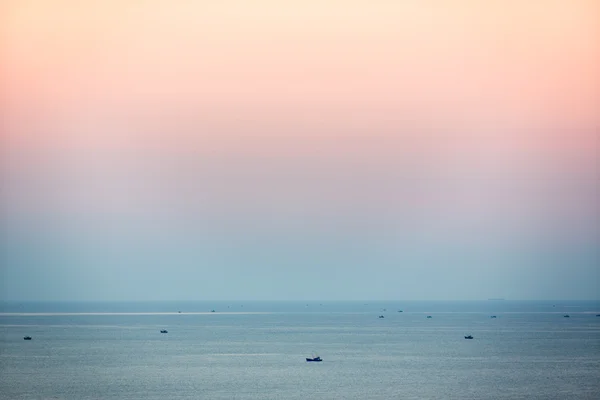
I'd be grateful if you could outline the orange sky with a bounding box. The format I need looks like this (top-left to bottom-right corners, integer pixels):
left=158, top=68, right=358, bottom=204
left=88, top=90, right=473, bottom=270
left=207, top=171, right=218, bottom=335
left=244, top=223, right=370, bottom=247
left=1, top=1, right=598, bottom=191
left=1, top=1, right=598, bottom=221
left=2, top=0, right=599, bottom=143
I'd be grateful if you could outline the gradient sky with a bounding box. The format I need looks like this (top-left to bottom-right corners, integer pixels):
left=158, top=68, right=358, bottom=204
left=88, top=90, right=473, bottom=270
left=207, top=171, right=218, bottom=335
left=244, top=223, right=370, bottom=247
left=1, top=0, right=598, bottom=301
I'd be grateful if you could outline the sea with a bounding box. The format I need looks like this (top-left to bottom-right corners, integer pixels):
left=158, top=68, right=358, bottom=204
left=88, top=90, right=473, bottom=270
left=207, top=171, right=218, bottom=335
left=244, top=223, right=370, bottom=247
left=1, top=300, right=599, bottom=400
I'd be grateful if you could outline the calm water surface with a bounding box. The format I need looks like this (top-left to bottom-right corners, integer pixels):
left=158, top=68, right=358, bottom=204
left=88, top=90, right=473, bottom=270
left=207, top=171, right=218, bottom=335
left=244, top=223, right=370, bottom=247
left=1, top=301, right=599, bottom=399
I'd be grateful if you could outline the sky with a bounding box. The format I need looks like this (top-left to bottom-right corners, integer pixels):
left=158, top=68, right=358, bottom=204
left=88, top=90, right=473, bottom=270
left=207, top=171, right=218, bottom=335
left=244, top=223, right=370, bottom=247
left=1, top=0, right=598, bottom=301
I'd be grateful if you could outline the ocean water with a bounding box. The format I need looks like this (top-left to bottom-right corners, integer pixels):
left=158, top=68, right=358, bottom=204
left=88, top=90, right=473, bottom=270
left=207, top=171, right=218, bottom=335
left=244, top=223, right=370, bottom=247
left=1, top=301, right=599, bottom=399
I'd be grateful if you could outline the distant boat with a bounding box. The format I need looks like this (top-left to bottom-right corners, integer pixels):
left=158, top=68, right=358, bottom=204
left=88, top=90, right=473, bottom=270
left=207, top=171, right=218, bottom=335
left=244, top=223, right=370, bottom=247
left=306, top=356, right=322, bottom=362
left=398, top=310, right=403, bottom=313
left=210, top=310, right=215, bottom=313
left=23, top=336, right=32, bottom=340
left=464, top=335, right=473, bottom=339
left=490, top=315, right=497, bottom=318
left=160, top=330, right=168, bottom=333
left=426, top=316, right=432, bottom=319
left=378, top=315, right=385, bottom=318
left=596, top=314, right=600, bottom=317
left=564, top=315, right=570, bottom=318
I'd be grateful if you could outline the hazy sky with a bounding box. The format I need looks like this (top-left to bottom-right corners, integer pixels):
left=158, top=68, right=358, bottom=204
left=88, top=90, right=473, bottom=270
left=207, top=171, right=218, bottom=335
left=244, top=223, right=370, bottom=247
left=1, top=0, right=598, bottom=301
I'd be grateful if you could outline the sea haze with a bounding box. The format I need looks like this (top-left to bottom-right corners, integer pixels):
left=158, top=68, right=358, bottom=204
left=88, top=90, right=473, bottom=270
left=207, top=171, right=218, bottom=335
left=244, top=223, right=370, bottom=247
left=1, top=301, right=599, bottom=400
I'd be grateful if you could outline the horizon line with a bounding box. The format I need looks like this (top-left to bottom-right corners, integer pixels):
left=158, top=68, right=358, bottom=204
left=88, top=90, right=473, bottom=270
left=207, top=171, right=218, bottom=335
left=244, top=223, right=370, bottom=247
left=2, top=299, right=599, bottom=303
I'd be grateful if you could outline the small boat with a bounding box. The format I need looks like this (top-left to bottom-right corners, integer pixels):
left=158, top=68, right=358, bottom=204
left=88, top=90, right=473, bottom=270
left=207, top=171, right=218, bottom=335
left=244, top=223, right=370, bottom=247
left=596, top=314, right=600, bottom=317
left=306, top=356, right=322, bottom=362
left=23, top=336, right=32, bottom=340
left=490, top=315, right=497, bottom=318
left=464, top=335, right=473, bottom=339
left=210, top=310, right=216, bottom=313
left=398, top=310, right=403, bottom=313
left=564, top=315, right=570, bottom=318
left=160, top=330, right=168, bottom=333
left=378, top=315, right=385, bottom=318
left=426, top=316, right=432, bottom=319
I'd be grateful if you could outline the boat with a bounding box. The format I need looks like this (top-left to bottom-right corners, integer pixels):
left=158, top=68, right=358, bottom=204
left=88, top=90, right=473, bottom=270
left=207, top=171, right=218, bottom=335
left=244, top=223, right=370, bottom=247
left=596, top=314, right=600, bottom=317
left=398, top=310, right=403, bottom=313
left=23, top=336, right=32, bottom=340
left=160, top=330, right=168, bottom=333
left=378, top=315, right=385, bottom=318
left=306, top=356, right=322, bottom=362
left=426, top=316, right=432, bottom=318
left=490, top=315, right=497, bottom=318
left=564, top=315, right=570, bottom=318
left=210, top=310, right=216, bottom=313
left=464, top=335, right=473, bottom=339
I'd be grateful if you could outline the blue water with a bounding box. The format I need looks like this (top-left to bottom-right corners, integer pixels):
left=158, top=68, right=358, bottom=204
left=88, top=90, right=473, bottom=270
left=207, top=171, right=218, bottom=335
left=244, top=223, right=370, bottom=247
left=1, top=301, right=599, bottom=399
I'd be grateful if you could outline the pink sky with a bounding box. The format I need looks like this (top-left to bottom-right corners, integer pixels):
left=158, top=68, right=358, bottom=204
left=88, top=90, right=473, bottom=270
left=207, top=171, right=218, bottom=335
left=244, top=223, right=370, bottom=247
left=1, top=0, right=598, bottom=227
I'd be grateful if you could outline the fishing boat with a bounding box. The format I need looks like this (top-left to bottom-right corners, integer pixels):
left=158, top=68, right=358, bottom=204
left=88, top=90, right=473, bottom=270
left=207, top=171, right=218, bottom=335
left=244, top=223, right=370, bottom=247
left=306, top=356, right=322, bottom=362
left=464, top=335, right=473, bottom=339
left=378, top=315, right=385, bottom=318
left=160, top=330, right=168, bottom=333
left=23, top=336, right=32, bottom=340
